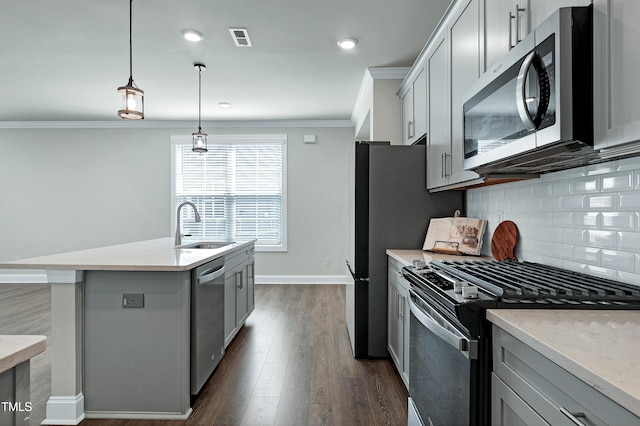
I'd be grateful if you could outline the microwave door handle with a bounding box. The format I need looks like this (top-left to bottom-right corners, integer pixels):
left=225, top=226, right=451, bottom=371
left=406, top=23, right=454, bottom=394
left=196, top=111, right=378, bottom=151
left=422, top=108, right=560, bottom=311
left=516, top=51, right=537, bottom=131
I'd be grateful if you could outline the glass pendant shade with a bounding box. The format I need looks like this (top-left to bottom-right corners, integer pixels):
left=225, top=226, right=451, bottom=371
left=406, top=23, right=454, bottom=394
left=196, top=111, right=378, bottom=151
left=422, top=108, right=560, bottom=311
left=192, top=131, right=208, bottom=153
left=118, top=80, right=144, bottom=119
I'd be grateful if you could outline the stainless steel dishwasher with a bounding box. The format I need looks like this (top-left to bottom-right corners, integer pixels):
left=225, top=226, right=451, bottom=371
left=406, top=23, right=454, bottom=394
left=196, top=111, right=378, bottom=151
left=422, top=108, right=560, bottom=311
left=191, top=257, right=225, bottom=395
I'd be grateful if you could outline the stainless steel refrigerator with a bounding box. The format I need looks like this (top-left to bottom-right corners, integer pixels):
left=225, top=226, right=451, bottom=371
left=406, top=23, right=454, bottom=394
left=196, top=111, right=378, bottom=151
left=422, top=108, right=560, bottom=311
left=345, top=141, right=463, bottom=358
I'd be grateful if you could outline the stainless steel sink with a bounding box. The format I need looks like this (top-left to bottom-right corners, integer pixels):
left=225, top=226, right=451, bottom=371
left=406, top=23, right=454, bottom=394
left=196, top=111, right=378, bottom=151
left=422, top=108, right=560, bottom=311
left=180, top=242, right=234, bottom=249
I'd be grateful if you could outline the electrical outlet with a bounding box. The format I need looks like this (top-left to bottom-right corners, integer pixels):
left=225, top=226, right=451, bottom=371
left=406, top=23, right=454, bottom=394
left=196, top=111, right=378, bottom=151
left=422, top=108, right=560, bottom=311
left=123, top=293, right=144, bottom=308
left=324, top=257, right=331, bottom=267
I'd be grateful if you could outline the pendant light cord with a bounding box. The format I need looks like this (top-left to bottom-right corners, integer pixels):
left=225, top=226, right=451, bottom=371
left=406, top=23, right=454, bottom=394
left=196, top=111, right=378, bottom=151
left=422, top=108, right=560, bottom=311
left=128, top=0, right=134, bottom=83
left=198, top=65, right=203, bottom=131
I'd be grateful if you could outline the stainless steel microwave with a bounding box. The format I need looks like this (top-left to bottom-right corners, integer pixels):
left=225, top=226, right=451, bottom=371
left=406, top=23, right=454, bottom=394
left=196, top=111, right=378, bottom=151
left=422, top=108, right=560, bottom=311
left=462, top=6, right=596, bottom=175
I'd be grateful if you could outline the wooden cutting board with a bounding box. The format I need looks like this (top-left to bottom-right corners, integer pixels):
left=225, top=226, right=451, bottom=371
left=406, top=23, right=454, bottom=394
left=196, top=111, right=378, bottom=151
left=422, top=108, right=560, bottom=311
left=491, top=220, right=518, bottom=261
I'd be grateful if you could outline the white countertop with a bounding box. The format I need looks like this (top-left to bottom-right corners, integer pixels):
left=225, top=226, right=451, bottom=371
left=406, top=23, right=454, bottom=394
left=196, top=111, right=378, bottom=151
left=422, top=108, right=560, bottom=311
left=386, top=249, right=492, bottom=266
left=0, top=335, right=47, bottom=374
left=0, top=238, right=253, bottom=272
left=487, top=309, right=640, bottom=417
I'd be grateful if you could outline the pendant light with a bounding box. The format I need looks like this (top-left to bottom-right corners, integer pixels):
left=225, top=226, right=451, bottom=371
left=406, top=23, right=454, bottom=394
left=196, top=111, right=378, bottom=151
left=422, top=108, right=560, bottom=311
left=192, top=63, right=208, bottom=153
left=117, top=0, right=144, bottom=119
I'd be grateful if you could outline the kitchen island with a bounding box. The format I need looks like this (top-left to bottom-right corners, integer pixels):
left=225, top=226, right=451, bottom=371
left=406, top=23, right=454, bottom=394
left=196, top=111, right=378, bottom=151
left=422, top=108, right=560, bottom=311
left=0, top=238, right=255, bottom=424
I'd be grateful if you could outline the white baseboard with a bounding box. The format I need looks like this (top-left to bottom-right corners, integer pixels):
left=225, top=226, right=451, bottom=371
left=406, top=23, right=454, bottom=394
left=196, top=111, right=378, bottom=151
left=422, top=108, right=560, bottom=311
left=84, top=408, right=192, bottom=420
left=255, top=275, right=347, bottom=285
left=42, top=394, right=85, bottom=425
left=0, top=272, right=48, bottom=284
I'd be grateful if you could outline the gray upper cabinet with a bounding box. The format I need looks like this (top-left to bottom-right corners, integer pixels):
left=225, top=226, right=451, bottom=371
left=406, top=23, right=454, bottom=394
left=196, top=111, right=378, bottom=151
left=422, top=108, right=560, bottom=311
left=594, top=0, right=640, bottom=154
left=401, top=66, right=427, bottom=145
left=427, top=0, right=482, bottom=190
left=449, top=0, right=482, bottom=185
left=483, top=0, right=530, bottom=72
left=426, top=33, right=450, bottom=189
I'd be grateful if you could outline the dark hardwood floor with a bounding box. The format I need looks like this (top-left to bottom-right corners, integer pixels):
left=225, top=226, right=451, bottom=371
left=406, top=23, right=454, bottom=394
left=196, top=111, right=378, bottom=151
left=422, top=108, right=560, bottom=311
left=1, top=284, right=408, bottom=426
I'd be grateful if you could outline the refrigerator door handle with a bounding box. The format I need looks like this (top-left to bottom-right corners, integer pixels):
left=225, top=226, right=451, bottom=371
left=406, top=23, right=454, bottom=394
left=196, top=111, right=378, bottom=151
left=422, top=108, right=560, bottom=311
left=346, top=259, right=356, bottom=280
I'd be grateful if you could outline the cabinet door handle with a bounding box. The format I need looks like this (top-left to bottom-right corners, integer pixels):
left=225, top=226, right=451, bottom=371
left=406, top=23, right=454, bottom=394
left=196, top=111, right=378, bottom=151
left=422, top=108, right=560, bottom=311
left=408, top=121, right=415, bottom=139
left=398, top=295, right=405, bottom=319
left=441, top=153, right=445, bottom=178
left=236, top=271, right=244, bottom=289
left=559, top=407, right=587, bottom=426
left=443, top=152, right=451, bottom=177
left=509, top=11, right=515, bottom=49
left=514, top=5, right=526, bottom=45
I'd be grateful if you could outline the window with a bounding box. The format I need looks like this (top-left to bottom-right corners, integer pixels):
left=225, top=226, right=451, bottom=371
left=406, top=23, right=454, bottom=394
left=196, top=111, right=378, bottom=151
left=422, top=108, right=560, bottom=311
left=172, top=134, right=287, bottom=251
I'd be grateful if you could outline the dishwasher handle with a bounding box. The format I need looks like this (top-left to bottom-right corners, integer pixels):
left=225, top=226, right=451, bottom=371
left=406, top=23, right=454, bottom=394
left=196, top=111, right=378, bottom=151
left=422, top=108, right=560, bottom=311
left=409, top=290, right=477, bottom=359
left=198, top=265, right=225, bottom=285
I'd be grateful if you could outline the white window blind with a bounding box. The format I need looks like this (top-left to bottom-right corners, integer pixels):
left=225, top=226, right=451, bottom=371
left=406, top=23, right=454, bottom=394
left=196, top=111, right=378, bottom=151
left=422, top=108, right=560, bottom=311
left=173, top=135, right=287, bottom=251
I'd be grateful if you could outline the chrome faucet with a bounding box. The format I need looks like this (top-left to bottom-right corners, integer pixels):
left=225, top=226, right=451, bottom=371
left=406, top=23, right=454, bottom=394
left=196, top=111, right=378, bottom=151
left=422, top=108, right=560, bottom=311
left=175, top=202, right=202, bottom=246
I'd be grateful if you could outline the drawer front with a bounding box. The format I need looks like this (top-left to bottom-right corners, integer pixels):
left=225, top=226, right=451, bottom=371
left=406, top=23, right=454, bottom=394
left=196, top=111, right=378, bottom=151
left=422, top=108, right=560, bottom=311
left=493, top=326, right=640, bottom=426
left=388, top=258, right=410, bottom=292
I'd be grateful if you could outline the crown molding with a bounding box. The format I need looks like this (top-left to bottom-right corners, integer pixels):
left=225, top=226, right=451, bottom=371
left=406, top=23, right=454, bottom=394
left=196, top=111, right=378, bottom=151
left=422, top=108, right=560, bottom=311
left=0, top=119, right=354, bottom=130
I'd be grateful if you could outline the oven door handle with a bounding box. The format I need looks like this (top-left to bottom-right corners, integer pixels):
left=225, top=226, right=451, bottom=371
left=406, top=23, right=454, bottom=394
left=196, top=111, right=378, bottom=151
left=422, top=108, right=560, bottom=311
left=408, top=292, right=477, bottom=359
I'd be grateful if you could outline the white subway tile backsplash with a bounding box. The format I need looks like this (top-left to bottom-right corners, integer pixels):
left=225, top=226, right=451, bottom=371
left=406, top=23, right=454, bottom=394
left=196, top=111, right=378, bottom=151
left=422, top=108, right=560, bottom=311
left=602, top=172, right=634, bottom=191
left=551, top=180, right=572, bottom=196
left=601, top=212, right=635, bottom=231
left=572, top=212, right=599, bottom=229
left=587, top=230, right=618, bottom=248
left=574, top=246, right=600, bottom=264
left=573, top=176, right=600, bottom=193
left=601, top=249, right=636, bottom=273
left=552, top=212, right=573, bottom=227
left=585, top=162, right=617, bottom=176
left=552, top=243, right=574, bottom=260
left=619, top=193, right=640, bottom=210
left=562, top=195, right=586, bottom=211
left=468, top=157, right=640, bottom=281
left=619, top=232, right=640, bottom=251
left=617, top=157, right=640, bottom=172
left=563, top=229, right=587, bottom=245
left=587, top=193, right=617, bottom=211
left=543, top=197, right=563, bottom=211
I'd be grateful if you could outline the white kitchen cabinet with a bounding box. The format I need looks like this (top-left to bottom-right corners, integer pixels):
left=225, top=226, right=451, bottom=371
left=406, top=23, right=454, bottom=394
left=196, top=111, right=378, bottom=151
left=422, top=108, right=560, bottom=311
left=387, top=256, right=410, bottom=389
left=427, top=0, right=482, bottom=190
left=483, top=0, right=530, bottom=72
left=492, top=325, right=640, bottom=426
left=449, top=0, right=482, bottom=185
left=594, top=0, right=640, bottom=154
left=224, top=243, right=255, bottom=347
left=401, top=66, right=427, bottom=145
left=426, top=32, right=450, bottom=189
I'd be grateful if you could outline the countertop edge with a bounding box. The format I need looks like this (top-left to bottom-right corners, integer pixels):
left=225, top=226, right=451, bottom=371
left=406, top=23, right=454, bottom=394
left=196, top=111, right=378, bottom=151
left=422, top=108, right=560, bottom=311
left=0, top=239, right=255, bottom=272
left=0, top=335, right=47, bottom=374
left=487, top=309, right=640, bottom=418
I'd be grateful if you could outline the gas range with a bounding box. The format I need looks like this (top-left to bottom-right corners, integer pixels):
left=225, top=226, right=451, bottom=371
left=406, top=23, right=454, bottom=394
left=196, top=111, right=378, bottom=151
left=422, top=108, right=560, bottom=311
left=403, top=259, right=640, bottom=337
left=404, top=258, right=640, bottom=426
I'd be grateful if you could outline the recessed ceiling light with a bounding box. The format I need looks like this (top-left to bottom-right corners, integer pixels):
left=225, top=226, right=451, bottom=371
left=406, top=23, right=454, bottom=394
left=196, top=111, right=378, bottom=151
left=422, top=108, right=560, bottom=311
left=182, top=29, right=204, bottom=42
left=337, top=37, right=358, bottom=49
left=218, top=102, right=232, bottom=109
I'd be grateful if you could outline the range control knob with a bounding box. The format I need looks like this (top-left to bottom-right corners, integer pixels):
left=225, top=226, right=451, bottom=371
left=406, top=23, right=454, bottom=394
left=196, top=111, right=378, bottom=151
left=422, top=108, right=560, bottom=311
left=453, top=280, right=465, bottom=294
left=462, top=285, right=479, bottom=299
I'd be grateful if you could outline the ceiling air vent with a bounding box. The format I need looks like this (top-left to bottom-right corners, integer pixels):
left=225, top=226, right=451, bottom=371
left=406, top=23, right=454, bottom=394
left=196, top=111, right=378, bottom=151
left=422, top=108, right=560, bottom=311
left=229, top=28, right=252, bottom=47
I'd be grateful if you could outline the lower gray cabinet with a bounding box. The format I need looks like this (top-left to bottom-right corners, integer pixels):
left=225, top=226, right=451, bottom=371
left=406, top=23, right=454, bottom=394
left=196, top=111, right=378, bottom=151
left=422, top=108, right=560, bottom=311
left=492, top=325, right=640, bottom=426
left=223, top=243, right=255, bottom=347
left=387, top=257, right=409, bottom=389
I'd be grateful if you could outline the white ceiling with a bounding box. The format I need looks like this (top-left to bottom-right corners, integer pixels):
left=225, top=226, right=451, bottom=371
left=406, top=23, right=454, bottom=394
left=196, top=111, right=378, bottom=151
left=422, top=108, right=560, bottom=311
left=0, top=0, right=453, bottom=122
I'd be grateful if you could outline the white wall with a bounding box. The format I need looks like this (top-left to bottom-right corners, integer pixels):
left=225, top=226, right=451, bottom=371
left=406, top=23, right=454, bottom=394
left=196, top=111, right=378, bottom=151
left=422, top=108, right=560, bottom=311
left=466, top=157, right=640, bottom=285
left=0, top=125, right=352, bottom=278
